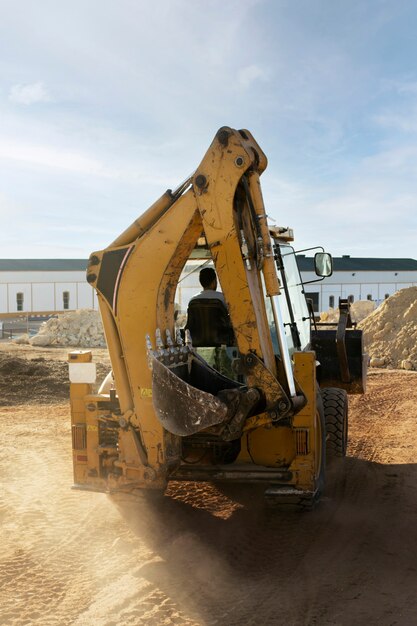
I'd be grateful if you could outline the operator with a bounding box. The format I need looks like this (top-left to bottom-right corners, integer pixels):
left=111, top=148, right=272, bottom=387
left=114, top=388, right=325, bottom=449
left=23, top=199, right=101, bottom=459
left=189, top=267, right=226, bottom=305
left=185, top=266, right=230, bottom=335
left=185, top=267, right=235, bottom=375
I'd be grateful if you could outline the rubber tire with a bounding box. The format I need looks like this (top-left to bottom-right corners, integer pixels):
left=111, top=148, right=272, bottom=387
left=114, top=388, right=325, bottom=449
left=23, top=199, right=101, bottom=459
left=315, top=391, right=326, bottom=500
left=321, top=387, right=348, bottom=461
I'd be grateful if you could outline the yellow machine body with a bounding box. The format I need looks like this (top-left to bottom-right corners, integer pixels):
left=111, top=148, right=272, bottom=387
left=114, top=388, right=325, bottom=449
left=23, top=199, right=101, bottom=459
left=69, top=126, right=352, bottom=506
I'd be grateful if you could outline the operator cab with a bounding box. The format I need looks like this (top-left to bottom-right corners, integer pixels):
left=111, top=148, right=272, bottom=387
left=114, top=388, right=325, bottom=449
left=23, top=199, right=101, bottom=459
left=268, top=226, right=333, bottom=356
left=174, top=230, right=333, bottom=371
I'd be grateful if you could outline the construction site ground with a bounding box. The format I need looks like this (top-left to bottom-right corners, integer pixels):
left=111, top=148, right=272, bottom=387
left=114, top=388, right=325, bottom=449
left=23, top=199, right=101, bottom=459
left=1, top=343, right=416, bottom=626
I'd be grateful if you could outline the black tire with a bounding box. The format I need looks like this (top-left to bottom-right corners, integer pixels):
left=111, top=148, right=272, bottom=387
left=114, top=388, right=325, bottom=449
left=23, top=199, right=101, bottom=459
left=321, top=387, right=348, bottom=461
left=315, top=391, right=326, bottom=498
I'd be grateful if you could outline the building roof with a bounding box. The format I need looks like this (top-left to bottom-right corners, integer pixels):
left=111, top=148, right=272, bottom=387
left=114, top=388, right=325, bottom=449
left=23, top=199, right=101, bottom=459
left=296, top=256, right=417, bottom=272
left=0, top=259, right=88, bottom=271
left=0, top=256, right=417, bottom=273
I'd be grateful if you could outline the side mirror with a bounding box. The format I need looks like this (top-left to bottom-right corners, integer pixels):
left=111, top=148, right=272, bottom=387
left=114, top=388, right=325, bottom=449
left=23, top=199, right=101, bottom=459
left=314, top=252, right=333, bottom=277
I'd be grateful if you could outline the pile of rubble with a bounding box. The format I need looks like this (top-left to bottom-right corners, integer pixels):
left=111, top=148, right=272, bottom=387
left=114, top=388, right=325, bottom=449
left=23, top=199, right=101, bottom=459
left=359, top=287, right=417, bottom=371
left=15, top=310, right=106, bottom=348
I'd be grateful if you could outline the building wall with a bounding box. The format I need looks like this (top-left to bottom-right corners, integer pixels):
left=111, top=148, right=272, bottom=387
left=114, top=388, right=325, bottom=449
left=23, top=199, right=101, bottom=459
left=0, top=266, right=416, bottom=315
left=0, top=271, right=96, bottom=313
left=303, top=270, right=417, bottom=312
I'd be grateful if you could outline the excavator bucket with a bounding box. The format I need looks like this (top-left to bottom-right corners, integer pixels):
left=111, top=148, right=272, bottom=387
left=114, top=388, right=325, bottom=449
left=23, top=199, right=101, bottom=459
left=147, top=330, right=259, bottom=438
left=152, top=356, right=231, bottom=435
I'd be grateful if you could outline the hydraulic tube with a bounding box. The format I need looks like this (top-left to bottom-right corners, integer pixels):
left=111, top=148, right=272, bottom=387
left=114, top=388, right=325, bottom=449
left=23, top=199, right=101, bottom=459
left=247, top=171, right=281, bottom=297
left=109, top=175, right=193, bottom=248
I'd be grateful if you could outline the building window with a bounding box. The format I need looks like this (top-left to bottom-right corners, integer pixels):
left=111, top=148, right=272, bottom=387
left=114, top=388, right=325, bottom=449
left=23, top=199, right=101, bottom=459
left=63, top=291, right=70, bottom=310
left=367, top=294, right=373, bottom=301
left=307, top=292, right=320, bottom=312
left=16, top=292, right=24, bottom=311
left=329, top=295, right=335, bottom=308
left=348, top=295, right=354, bottom=304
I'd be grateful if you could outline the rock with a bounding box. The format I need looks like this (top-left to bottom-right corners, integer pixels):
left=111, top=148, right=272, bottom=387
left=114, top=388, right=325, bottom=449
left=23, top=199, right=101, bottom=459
left=401, top=360, right=413, bottom=371
left=30, top=332, right=54, bottom=346
left=370, top=357, right=386, bottom=367
left=13, top=334, right=30, bottom=344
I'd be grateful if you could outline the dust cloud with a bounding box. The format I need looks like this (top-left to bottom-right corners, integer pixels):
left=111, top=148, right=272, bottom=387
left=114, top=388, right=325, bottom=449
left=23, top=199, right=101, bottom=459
left=1, top=347, right=417, bottom=624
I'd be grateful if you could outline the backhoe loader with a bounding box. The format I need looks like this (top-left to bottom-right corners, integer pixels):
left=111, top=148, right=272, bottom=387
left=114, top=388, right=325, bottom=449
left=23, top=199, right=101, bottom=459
left=69, top=126, right=366, bottom=507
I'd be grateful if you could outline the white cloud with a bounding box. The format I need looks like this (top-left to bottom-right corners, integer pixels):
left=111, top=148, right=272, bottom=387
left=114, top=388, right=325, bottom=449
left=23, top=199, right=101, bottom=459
left=237, top=64, right=271, bottom=89
left=374, top=110, right=417, bottom=134
left=0, top=133, right=186, bottom=189
left=0, top=139, right=102, bottom=174
left=9, top=81, right=52, bottom=105
left=0, top=1, right=416, bottom=258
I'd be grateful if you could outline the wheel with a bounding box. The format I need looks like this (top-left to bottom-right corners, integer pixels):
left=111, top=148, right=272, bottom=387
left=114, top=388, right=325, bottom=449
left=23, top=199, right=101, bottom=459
left=314, top=391, right=326, bottom=498
left=321, top=387, right=348, bottom=461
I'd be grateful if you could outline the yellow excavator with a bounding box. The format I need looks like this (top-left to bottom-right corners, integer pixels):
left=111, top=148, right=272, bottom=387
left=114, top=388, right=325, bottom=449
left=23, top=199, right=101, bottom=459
left=69, top=127, right=366, bottom=507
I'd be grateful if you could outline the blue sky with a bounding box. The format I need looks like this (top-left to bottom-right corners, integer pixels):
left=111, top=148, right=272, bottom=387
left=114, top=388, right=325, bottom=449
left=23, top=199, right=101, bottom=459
left=1, top=0, right=417, bottom=259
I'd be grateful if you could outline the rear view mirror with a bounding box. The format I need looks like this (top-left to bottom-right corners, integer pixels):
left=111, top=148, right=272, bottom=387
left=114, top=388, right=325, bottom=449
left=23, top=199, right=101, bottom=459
left=314, top=252, right=333, bottom=277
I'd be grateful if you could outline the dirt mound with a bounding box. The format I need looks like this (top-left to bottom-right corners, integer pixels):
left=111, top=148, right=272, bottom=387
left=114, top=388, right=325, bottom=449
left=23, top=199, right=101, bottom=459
left=0, top=354, right=109, bottom=406
left=359, top=287, right=417, bottom=370
left=25, top=309, right=106, bottom=348
left=0, top=355, right=70, bottom=405
left=320, top=299, right=375, bottom=323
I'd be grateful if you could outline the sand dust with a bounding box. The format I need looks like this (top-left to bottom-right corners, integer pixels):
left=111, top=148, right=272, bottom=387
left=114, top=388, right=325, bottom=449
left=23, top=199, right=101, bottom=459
left=1, top=345, right=417, bottom=624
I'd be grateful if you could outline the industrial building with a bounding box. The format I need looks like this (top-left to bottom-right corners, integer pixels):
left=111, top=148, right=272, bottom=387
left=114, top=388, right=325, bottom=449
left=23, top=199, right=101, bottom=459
left=0, top=256, right=416, bottom=316
left=299, top=255, right=417, bottom=312
left=0, top=260, right=95, bottom=315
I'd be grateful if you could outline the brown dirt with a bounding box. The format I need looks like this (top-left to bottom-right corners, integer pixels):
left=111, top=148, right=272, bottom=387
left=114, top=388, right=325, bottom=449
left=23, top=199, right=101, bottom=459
left=0, top=343, right=111, bottom=406
left=1, top=345, right=417, bottom=625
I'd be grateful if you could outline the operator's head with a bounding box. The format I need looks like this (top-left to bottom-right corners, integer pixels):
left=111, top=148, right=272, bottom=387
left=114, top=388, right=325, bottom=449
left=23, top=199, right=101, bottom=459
left=199, top=267, right=217, bottom=290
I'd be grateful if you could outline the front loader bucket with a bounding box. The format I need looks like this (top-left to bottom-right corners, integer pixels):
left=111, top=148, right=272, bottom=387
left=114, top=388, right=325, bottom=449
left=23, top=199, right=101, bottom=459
left=311, top=328, right=367, bottom=394
left=151, top=349, right=243, bottom=436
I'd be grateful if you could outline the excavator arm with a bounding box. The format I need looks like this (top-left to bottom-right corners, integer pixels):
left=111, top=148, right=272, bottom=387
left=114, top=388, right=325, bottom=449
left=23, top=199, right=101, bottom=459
left=71, top=127, right=320, bottom=501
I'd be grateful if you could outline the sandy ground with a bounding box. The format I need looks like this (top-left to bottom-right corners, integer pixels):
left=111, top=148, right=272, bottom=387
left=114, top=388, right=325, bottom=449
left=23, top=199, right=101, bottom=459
left=1, top=344, right=417, bottom=625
